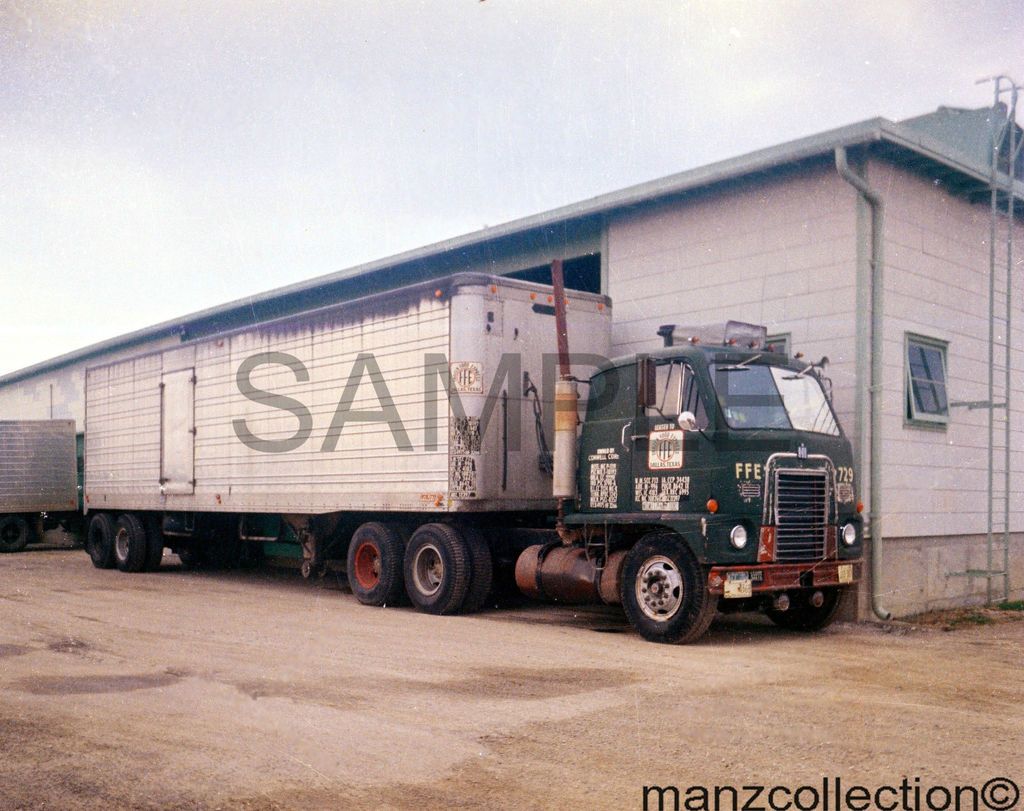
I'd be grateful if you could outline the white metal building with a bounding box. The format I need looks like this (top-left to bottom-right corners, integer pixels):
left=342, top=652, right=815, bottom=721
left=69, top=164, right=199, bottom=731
left=3, top=103, right=1022, bottom=618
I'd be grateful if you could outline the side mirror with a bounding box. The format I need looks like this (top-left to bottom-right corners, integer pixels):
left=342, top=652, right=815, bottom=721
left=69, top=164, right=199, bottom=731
left=677, top=411, right=698, bottom=431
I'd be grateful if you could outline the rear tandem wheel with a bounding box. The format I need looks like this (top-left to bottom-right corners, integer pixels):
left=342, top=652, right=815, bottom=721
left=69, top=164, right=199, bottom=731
left=403, top=523, right=472, bottom=616
left=85, top=512, right=116, bottom=568
left=0, top=516, right=30, bottom=554
left=346, top=522, right=407, bottom=607
left=113, top=513, right=149, bottom=573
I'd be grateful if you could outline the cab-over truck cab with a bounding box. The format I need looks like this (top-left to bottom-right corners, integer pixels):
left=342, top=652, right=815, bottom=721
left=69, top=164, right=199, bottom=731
left=518, top=323, right=864, bottom=644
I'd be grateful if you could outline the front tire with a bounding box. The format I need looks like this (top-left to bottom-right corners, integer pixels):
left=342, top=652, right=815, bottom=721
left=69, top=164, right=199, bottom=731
left=766, top=588, right=842, bottom=631
left=346, top=522, right=406, bottom=607
left=113, top=513, right=149, bottom=573
left=621, top=532, right=717, bottom=644
left=0, top=516, right=30, bottom=553
left=403, top=523, right=471, bottom=615
left=85, top=513, right=116, bottom=568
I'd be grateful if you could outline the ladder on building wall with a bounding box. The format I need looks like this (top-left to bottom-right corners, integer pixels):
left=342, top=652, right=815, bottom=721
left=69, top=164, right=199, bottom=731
left=950, top=77, right=1020, bottom=603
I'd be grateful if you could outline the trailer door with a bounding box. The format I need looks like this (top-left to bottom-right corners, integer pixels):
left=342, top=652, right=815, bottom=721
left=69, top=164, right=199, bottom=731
left=160, top=368, right=196, bottom=495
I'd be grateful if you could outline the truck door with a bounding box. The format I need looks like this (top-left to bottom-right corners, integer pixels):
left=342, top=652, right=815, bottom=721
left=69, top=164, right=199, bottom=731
left=632, top=359, right=710, bottom=514
left=160, top=368, right=196, bottom=495
left=576, top=366, right=632, bottom=513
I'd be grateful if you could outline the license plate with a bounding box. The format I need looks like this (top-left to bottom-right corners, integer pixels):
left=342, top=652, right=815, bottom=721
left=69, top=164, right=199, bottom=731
left=838, top=564, right=853, bottom=584
left=724, top=572, right=753, bottom=599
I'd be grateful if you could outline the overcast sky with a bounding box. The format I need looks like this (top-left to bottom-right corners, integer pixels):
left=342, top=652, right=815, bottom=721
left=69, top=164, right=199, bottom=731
left=2, top=1, right=1022, bottom=376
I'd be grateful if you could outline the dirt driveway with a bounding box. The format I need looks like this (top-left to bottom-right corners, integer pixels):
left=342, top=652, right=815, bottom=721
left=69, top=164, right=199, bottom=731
left=1, top=546, right=1021, bottom=810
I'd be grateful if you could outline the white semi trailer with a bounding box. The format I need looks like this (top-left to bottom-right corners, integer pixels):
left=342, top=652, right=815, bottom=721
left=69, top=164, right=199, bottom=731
left=0, top=420, right=79, bottom=552
left=83, top=274, right=612, bottom=614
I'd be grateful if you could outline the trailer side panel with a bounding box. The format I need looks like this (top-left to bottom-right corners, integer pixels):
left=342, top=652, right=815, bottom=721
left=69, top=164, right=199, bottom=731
left=0, top=420, right=78, bottom=513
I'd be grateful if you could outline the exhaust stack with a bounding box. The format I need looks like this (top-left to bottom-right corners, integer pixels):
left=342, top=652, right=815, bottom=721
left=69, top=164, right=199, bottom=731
left=550, top=260, right=578, bottom=501
left=553, top=379, right=577, bottom=499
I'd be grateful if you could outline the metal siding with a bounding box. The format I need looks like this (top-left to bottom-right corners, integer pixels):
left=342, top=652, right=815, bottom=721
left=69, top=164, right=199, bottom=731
left=85, top=353, right=163, bottom=506
left=447, top=283, right=613, bottom=508
left=0, top=420, right=78, bottom=513
left=84, top=277, right=611, bottom=515
left=189, top=292, right=451, bottom=511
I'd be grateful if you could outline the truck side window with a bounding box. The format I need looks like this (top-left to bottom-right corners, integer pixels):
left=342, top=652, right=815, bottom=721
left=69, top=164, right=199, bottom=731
left=651, top=362, right=683, bottom=416
left=648, top=361, right=709, bottom=428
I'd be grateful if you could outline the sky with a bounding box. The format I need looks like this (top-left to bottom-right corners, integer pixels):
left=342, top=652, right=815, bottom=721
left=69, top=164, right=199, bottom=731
left=1, top=0, right=1022, bottom=376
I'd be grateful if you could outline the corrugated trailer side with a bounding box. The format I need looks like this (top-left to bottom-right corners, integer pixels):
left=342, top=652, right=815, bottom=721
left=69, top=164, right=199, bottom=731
left=81, top=273, right=612, bottom=617
left=0, top=420, right=78, bottom=514
left=0, top=419, right=78, bottom=553
left=86, top=282, right=453, bottom=513
left=85, top=274, right=611, bottom=515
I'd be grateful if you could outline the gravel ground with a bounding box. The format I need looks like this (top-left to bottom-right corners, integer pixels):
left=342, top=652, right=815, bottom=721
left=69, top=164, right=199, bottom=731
left=1, top=544, right=1021, bottom=810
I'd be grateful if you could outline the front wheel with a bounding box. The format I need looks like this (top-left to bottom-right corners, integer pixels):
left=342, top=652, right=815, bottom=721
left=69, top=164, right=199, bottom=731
left=766, top=588, right=843, bottom=631
left=621, top=532, right=717, bottom=644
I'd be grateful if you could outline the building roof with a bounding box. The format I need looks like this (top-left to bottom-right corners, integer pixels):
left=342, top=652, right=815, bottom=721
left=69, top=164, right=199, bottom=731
left=3, top=105, right=1022, bottom=387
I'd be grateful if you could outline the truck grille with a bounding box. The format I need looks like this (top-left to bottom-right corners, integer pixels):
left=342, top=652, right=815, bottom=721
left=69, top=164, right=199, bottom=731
left=774, top=469, right=829, bottom=562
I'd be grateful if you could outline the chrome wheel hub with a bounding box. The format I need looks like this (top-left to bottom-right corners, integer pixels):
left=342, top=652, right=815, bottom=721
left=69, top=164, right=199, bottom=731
left=635, top=556, right=683, bottom=621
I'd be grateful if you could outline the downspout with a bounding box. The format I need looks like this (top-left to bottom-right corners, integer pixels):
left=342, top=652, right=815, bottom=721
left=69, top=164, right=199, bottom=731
left=835, top=146, right=893, bottom=621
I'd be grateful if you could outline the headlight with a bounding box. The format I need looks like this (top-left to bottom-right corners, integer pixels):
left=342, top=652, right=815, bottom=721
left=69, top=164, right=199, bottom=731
left=841, top=523, right=857, bottom=546
left=729, top=525, right=748, bottom=549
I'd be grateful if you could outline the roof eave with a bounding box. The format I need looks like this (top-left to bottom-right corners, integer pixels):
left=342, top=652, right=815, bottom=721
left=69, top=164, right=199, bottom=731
left=8, top=113, right=1023, bottom=388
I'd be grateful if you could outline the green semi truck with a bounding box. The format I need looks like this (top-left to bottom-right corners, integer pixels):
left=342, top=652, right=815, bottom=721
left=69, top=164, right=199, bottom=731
left=515, top=319, right=863, bottom=643
left=82, top=270, right=861, bottom=644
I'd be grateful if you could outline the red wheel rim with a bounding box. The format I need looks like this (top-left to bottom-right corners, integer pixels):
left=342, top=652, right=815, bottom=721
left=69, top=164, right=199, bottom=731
left=352, top=541, right=381, bottom=589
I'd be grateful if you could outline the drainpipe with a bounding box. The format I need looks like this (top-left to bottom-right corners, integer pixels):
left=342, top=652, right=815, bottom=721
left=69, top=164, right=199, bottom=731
left=835, top=146, right=893, bottom=621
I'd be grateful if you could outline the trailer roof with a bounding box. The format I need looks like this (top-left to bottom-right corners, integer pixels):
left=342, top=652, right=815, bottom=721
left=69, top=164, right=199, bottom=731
left=3, top=106, right=1021, bottom=388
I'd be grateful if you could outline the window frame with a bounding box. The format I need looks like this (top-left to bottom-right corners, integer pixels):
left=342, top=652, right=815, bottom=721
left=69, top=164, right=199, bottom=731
left=904, top=333, right=950, bottom=428
left=645, top=359, right=709, bottom=429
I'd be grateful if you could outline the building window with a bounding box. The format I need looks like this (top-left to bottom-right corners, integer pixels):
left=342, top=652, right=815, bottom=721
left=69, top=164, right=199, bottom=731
left=905, top=334, right=949, bottom=426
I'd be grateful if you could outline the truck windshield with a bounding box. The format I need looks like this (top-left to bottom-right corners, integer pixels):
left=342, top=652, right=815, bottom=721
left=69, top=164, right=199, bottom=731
left=710, top=364, right=839, bottom=436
